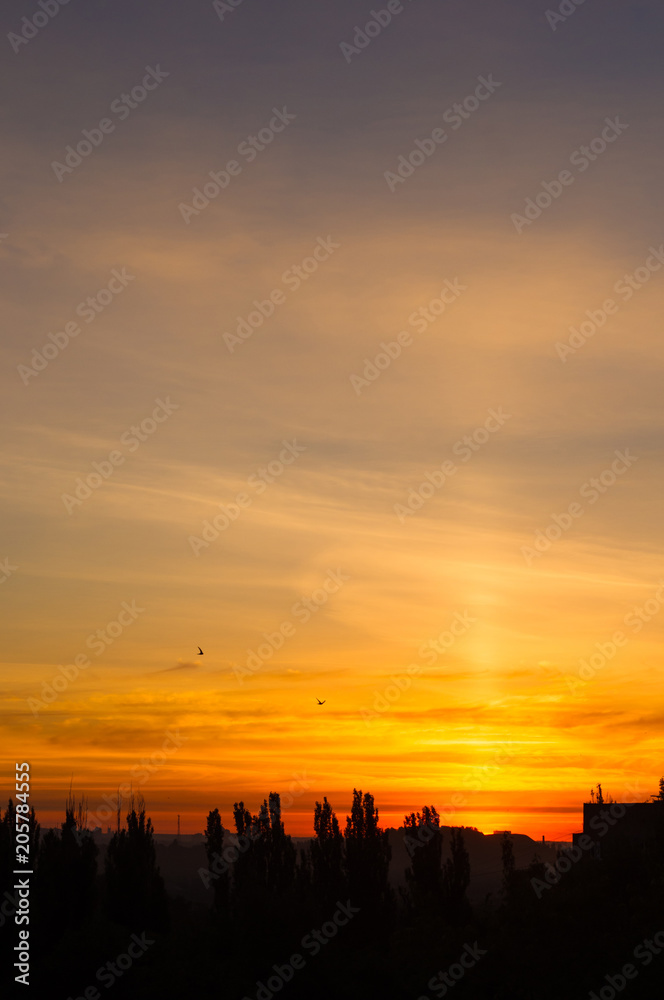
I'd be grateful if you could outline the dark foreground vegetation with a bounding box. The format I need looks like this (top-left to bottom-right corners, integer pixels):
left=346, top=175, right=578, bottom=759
left=2, top=789, right=664, bottom=999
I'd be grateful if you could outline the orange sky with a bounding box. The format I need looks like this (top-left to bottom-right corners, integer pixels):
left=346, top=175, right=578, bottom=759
left=2, top=0, right=664, bottom=841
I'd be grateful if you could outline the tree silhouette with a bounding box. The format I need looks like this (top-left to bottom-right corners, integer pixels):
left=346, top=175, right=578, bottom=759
left=0, top=800, right=16, bottom=906
left=4, top=798, right=40, bottom=889
left=404, top=805, right=444, bottom=915
left=344, top=789, right=392, bottom=928
left=266, top=792, right=296, bottom=897
left=229, top=799, right=255, bottom=919
left=34, top=792, right=97, bottom=939
left=4, top=779, right=664, bottom=998
left=0, top=800, right=36, bottom=973
left=230, top=793, right=297, bottom=904
left=501, top=831, right=516, bottom=904
left=442, top=828, right=471, bottom=922
left=104, top=796, right=167, bottom=931
left=309, top=797, right=345, bottom=911
left=228, top=794, right=298, bottom=958
left=204, top=807, right=229, bottom=916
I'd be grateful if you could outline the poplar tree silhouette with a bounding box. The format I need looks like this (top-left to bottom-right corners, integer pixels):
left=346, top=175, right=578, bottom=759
left=442, top=828, right=471, bottom=922
left=0, top=800, right=16, bottom=907
left=0, top=799, right=39, bottom=980
left=34, top=792, right=97, bottom=938
left=230, top=794, right=297, bottom=956
left=309, top=797, right=345, bottom=911
left=266, top=791, right=296, bottom=897
left=1, top=799, right=40, bottom=886
left=231, top=793, right=297, bottom=903
left=344, top=789, right=392, bottom=920
left=230, top=799, right=255, bottom=919
left=104, top=796, right=167, bottom=931
left=204, top=807, right=229, bottom=916
left=7, top=780, right=664, bottom=998
left=403, top=805, right=444, bottom=917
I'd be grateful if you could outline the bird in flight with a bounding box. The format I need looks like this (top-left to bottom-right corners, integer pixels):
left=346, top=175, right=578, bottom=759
left=197, top=647, right=204, bottom=655
left=316, top=698, right=326, bottom=705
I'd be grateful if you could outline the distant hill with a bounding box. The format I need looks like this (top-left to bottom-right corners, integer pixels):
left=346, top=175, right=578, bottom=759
left=388, top=826, right=559, bottom=903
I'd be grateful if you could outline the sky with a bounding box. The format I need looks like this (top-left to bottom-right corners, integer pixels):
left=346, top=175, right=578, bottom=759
left=2, top=0, right=664, bottom=840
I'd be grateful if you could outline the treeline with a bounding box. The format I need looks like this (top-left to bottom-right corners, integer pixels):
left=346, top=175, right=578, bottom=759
left=2, top=789, right=664, bottom=999
left=200, top=793, right=472, bottom=944
left=0, top=792, right=168, bottom=997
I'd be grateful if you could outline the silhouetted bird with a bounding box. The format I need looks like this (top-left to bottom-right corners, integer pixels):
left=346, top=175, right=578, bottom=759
left=316, top=698, right=326, bottom=705
left=197, top=647, right=204, bottom=655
